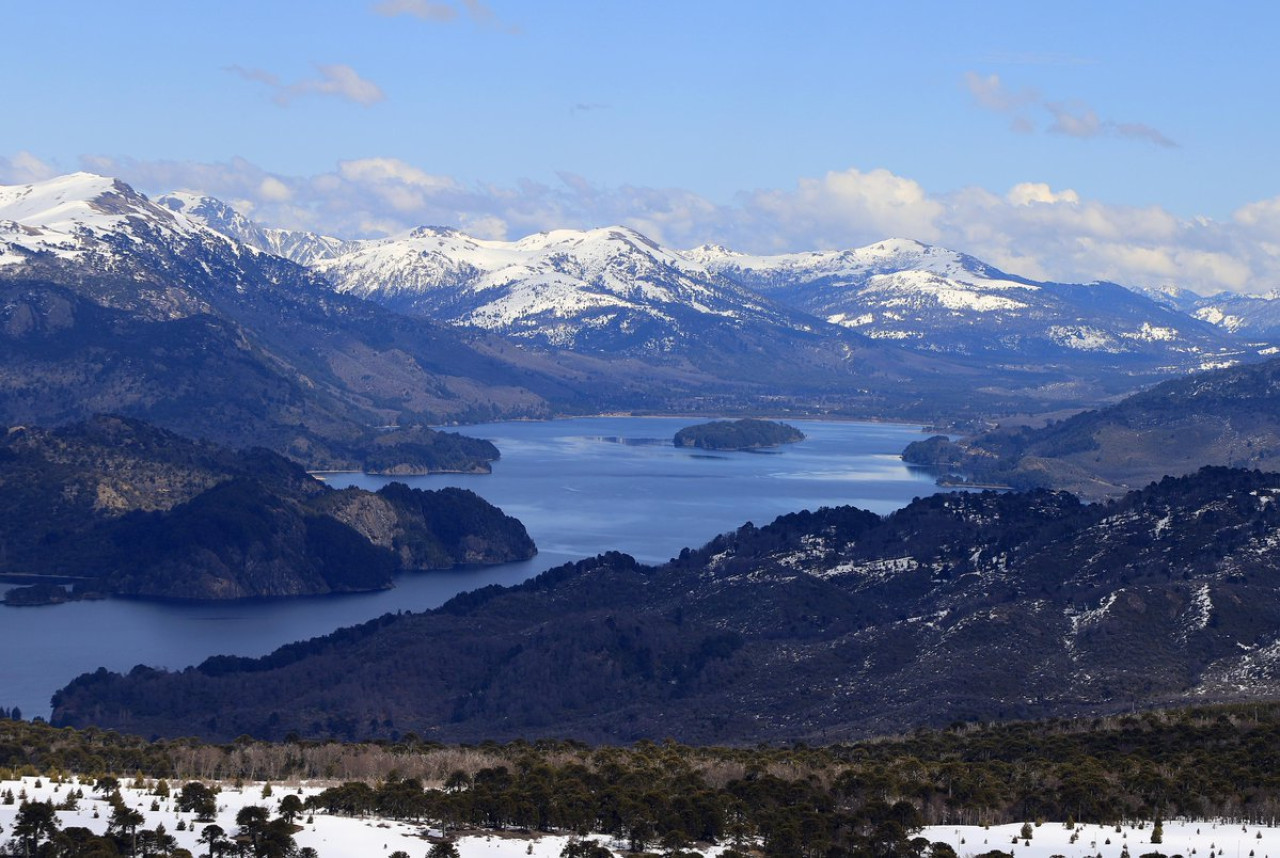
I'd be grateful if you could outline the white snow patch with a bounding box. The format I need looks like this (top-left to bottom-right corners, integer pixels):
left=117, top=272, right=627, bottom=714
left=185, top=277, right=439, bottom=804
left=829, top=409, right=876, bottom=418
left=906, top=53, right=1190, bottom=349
left=0, top=777, right=733, bottom=858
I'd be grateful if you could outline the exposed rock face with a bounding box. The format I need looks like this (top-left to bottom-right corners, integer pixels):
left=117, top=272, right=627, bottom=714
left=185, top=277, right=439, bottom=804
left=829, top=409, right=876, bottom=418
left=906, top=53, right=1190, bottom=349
left=0, top=416, right=535, bottom=604
left=314, top=484, right=537, bottom=570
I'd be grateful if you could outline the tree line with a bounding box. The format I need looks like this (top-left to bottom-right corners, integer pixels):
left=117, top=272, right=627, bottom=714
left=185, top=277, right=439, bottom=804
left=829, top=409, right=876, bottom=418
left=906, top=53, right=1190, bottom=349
left=6, top=703, right=1280, bottom=856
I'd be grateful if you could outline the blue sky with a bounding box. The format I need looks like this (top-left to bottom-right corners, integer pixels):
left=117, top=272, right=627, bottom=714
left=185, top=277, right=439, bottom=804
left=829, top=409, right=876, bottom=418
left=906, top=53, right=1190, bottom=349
left=4, top=1, right=1279, bottom=294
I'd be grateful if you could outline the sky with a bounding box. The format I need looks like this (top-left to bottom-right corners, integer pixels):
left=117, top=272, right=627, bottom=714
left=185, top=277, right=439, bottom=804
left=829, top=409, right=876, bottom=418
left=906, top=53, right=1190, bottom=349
left=3, top=0, right=1279, bottom=295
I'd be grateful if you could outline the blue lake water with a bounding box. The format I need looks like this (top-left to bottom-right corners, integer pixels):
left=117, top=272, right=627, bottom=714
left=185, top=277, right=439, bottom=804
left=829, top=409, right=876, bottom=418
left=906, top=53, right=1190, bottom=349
left=0, top=417, right=939, bottom=720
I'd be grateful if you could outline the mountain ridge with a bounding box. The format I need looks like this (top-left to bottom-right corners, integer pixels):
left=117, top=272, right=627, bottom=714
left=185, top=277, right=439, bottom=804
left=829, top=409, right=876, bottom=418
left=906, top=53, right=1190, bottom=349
left=904, top=354, right=1280, bottom=499
left=48, top=465, right=1280, bottom=742
left=164, top=191, right=1263, bottom=382
left=0, top=174, right=706, bottom=466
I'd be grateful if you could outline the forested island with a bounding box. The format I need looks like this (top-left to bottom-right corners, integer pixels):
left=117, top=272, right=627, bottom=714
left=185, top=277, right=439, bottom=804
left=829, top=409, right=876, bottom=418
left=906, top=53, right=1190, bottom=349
left=673, top=419, right=805, bottom=451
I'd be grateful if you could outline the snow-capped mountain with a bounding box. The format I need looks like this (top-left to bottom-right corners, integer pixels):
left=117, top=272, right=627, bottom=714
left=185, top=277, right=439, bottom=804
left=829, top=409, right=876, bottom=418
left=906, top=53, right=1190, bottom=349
left=163, top=191, right=1261, bottom=369
left=693, top=238, right=1245, bottom=364
left=1132, top=283, right=1205, bottom=314
left=0, top=173, right=261, bottom=317
left=0, top=172, right=202, bottom=263
left=0, top=173, right=637, bottom=460
left=160, top=185, right=1278, bottom=408
left=309, top=224, right=821, bottom=354
left=1188, top=290, right=1280, bottom=341
left=156, top=191, right=360, bottom=265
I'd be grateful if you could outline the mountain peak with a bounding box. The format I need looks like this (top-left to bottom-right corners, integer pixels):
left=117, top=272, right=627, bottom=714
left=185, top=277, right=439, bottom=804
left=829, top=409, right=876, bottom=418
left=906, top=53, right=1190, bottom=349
left=860, top=237, right=932, bottom=254
left=0, top=172, right=135, bottom=224
left=408, top=225, right=463, bottom=239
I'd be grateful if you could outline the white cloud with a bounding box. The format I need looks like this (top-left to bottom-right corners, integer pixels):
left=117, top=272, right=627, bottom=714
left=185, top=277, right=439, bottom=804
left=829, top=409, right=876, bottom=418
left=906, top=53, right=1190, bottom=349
left=258, top=176, right=292, bottom=202
left=1113, top=121, right=1177, bottom=149
left=55, top=154, right=1280, bottom=296
left=1006, top=183, right=1080, bottom=207
left=968, top=71, right=1176, bottom=148
left=227, top=63, right=386, bottom=107
left=337, top=157, right=459, bottom=190
left=0, top=151, right=59, bottom=184
left=1045, top=101, right=1103, bottom=139
left=741, top=168, right=945, bottom=251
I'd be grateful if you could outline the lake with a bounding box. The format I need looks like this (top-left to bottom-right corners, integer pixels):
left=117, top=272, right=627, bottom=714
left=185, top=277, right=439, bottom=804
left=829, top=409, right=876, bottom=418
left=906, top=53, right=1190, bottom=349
left=0, top=417, right=940, bottom=720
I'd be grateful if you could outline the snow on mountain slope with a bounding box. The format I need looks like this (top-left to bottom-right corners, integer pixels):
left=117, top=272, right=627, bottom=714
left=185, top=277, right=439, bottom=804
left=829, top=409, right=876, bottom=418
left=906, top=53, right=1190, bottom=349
left=0, top=173, right=214, bottom=268
left=0, top=173, right=283, bottom=323
left=157, top=191, right=360, bottom=265
left=312, top=225, right=811, bottom=352
left=1190, top=291, right=1280, bottom=341
left=692, top=238, right=1242, bottom=361
left=155, top=186, right=1260, bottom=367
left=687, top=237, right=1039, bottom=296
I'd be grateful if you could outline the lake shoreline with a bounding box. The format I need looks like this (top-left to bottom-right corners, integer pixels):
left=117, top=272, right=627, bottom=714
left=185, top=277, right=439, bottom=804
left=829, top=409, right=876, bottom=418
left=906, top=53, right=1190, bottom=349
left=1, top=416, right=939, bottom=721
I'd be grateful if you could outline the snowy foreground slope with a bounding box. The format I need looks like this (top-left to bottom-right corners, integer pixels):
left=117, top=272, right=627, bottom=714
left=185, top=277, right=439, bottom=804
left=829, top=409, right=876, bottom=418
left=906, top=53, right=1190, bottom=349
left=0, top=777, right=709, bottom=858
left=2, top=776, right=1273, bottom=858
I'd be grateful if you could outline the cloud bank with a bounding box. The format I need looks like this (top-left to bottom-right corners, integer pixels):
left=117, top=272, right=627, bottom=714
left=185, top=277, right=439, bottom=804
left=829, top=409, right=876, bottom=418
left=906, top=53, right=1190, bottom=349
left=4, top=152, right=1276, bottom=296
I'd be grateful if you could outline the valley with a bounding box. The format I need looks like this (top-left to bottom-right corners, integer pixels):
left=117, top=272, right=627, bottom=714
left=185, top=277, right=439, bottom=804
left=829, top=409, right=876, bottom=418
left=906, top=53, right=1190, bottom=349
left=13, top=8, right=1280, bottom=858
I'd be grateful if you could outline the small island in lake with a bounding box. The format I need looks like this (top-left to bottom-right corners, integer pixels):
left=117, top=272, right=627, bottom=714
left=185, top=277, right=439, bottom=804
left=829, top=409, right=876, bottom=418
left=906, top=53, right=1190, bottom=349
left=673, top=418, right=806, bottom=451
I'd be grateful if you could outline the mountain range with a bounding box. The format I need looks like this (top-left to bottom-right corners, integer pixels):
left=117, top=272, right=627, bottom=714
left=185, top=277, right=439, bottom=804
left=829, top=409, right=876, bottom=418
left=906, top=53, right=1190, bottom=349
left=49, top=464, right=1280, bottom=743
left=8, top=172, right=1280, bottom=474
left=0, top=174, right=707, bottom=468
left=162, top=191, right=1270, bottom=372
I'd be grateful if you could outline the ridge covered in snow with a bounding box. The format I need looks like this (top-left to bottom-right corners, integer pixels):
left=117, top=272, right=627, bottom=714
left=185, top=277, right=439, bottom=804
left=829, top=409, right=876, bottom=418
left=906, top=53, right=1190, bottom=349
left=9, top=172, right=1257, bottom=367
left=0, top=173, right=217, bottom=269
left=157, top=191, right=361, bottom=266
left=692, top=237, right=1245, bottom=361
left=307, top=224, right=810, bottom=352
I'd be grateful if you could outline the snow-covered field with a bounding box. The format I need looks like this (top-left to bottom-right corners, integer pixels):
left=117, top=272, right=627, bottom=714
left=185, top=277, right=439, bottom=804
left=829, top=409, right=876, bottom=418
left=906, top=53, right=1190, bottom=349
left=3, top=775, right=1276, bottom=858
left=922, top=820, right=1280, bottom=858
left=0, top=776, right=713, bottom=857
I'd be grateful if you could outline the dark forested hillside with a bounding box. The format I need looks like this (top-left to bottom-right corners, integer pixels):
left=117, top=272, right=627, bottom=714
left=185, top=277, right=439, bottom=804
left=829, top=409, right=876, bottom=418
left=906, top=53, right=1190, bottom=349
left=0, top=416, right=534, bottom=602
left=903, top=356, right=1280, bottom=499
left=50, top=466, right=1280, bottom=742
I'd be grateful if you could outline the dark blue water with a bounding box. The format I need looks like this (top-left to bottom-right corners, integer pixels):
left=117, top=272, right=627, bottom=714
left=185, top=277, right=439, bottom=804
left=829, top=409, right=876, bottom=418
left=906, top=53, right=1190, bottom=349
left=0, top=417, right=938, bottom=720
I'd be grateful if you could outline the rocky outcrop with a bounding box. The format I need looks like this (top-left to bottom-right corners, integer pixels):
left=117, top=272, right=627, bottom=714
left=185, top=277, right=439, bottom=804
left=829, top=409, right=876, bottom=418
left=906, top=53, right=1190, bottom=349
left=0, top=417, right=534, bottom=602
